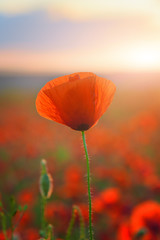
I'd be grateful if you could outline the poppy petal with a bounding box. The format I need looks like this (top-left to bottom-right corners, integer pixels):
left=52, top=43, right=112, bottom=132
left=36, top=72, right=116, bottom=131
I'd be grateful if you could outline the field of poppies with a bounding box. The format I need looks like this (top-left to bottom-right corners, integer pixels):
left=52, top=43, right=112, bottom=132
left=0, top=75, right=160, bottom=240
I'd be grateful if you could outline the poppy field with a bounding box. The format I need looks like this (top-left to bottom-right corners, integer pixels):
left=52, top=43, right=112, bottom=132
left=0, top=73, right=160, bottom=240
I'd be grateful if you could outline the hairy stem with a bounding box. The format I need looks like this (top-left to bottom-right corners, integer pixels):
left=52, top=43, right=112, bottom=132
left=82, top=131, right=93, bottom=240
left=41, top=197, right=46, bottom=233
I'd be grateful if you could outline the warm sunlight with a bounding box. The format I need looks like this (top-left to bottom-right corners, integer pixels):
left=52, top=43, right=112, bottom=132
left=125, top=46, right=160, bottom=71
left=1, top=1, right=160, bottom=240
left=0, top=0, right=160, bottom=73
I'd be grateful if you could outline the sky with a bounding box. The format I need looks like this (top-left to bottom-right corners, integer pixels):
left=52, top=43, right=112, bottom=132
left=0, top=0, right=160, bottom=73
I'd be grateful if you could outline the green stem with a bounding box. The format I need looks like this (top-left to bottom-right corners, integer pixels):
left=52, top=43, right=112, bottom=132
left=10, top=216, right=13, bottom=240
left=13, top=211, right=25, bottom=232
left=73, top=205, right=86, bottom=240
left=65, top=206, right=76, bottom=240
left=0, top=213, right=9, bottom=240
left=82, top=131, right=93, bottom=240
left=41, top=197, right=46, bottom=233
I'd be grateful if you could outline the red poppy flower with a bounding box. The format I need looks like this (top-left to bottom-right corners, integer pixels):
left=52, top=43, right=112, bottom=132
left=36, top=72, right=116, bottom=131
left=130, top=201, right=160, bottom=239
left=118, top=223, right=131, bottom=240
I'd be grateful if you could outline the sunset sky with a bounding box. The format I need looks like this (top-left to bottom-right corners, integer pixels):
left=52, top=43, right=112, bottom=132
left=0, top=0, right=160, bottom=73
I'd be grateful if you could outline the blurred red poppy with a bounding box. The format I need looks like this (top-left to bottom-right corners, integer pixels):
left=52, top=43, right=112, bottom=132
left=118, top=223, right=131, bottom=240
left=36, top=72, right=116, bottom=131
left=130, top=201, right=160, bottom=239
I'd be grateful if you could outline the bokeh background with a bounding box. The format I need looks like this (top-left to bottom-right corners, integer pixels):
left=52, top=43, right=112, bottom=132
left=0, top=0, right=160, bottom=239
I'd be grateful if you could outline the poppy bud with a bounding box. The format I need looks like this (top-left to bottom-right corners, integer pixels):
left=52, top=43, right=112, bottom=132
left=39, top=159, right=53, bottom=199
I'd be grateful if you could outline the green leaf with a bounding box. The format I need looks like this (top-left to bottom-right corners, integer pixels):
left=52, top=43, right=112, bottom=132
left=23, top=205, right=28, bottom=211
left=0, top=212, right=7, bottom=234
left=18, top=206, right=22, bottom=211
left=10, top=196, right=18, bottom=216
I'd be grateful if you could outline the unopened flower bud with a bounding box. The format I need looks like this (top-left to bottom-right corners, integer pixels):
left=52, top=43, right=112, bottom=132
left=40, top=159, right=53, bottom=199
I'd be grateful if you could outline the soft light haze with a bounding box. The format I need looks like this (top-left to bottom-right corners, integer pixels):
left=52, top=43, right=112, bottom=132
left=0, top=0, right=160, bottom=73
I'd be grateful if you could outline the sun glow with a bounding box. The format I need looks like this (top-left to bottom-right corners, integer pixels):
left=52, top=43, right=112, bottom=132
left=125, top=46, right=160, bottom=70
left=0, top=44, right=160, bottom=74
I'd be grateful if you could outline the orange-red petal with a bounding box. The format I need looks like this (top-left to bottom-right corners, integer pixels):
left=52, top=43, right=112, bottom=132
left=36, top=72, right=116, bottom=131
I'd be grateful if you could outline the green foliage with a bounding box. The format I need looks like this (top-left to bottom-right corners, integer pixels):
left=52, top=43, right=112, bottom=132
left=9, top=196, right=18, bottom=217
left=0, top=197, right=27, bottom=240
left=55, top=145, right=70, bottom=163
left=0, top=212, right=8, bottom=240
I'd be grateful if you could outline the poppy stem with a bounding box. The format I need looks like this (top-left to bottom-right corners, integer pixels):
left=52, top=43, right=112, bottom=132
left=41, top=197, right=46, bottom=235
left=82, top=131, right=93, bottom=240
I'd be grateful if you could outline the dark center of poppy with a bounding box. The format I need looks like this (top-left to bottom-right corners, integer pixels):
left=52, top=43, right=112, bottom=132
left=76, top=123, right=90, bottom=131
